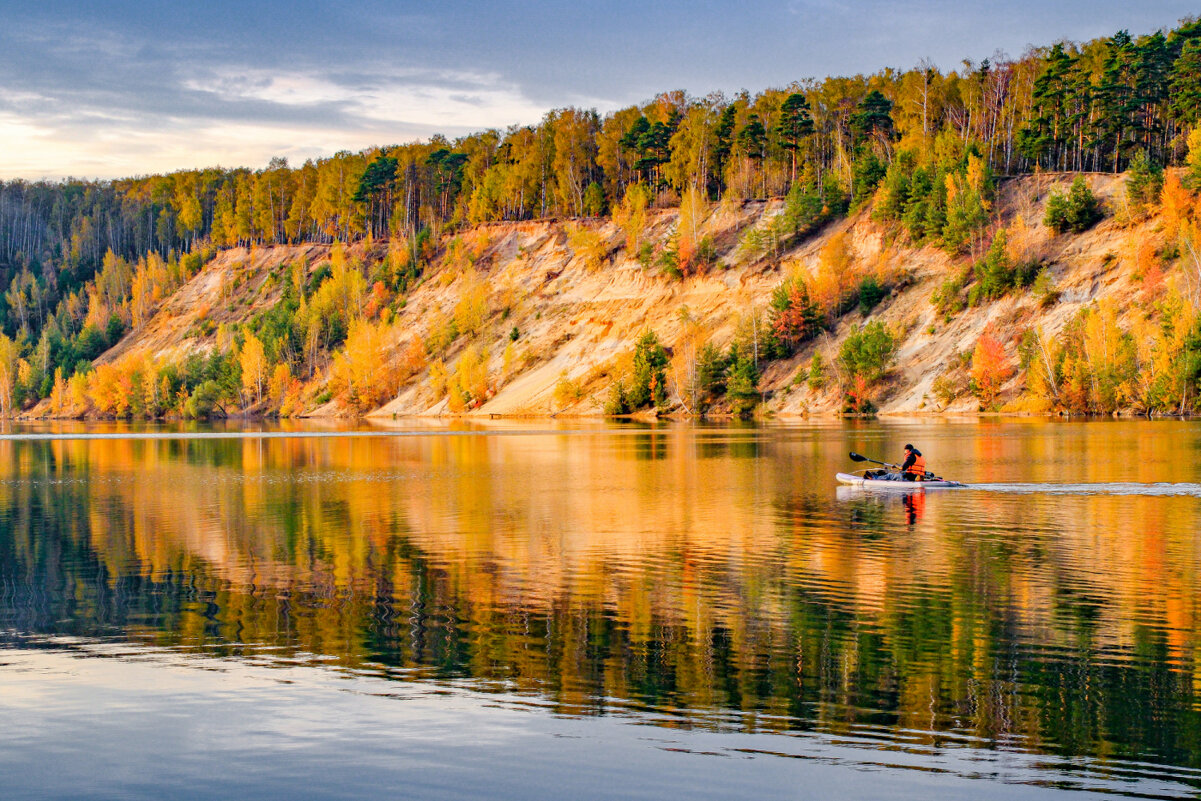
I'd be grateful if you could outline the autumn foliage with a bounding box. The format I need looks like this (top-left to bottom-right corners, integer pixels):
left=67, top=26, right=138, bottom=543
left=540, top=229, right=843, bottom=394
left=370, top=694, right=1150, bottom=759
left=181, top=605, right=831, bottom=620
left=970, top=329, right=1013, bottom=408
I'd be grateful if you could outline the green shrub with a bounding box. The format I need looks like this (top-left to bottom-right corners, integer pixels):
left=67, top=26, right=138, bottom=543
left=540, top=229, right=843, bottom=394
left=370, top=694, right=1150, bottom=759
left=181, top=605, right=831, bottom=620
left=931, top=270, right=968, bottom=320
left=837, top=321, right=896, bottom=384
left=852, top=149, right=887, bottom=207
left=1045, top=177, right=1101, bottom=233
left=306, top=262, right=332, bottom=293
left=807, top=352, right=826, bottom=390
left=105, top=314, right=126, bottom=346
left=857, top=275, right=888, bottom=313
left=1126, top=150, right=1164, bottom=215
left=604, top=380, right=631, bottom=415
left=972, top=232, right=1011, bottom=304
left=75, top=324, right=107, bottom=362
left=185, top=380, right=225, bottom=419
left=725, top=350, right=761, bottom=416
left=873, top=151, right=915, bottom=221
left=932, top=372, right=963, bottom=407
left=696, top=343, right=728, bottom=398
left=637, top=241, right=654, bottom=267
left=627, top=330, right=669, bottom=410
left=583, top=181, right=606, bottom=216
left=967, top=231, right=1042, bottom=306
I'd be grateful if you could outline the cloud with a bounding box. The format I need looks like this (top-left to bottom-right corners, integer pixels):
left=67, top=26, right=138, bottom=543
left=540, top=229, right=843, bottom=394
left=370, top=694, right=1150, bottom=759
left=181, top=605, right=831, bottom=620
left=0, top=17, right=560, bottom=179
left=184, top=65, right=549, bottom=129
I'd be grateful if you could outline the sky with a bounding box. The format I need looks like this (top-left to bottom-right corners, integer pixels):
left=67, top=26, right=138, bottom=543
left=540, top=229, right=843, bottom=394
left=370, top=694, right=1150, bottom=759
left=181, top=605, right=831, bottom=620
left=1, top=0, right=1197, bottom=180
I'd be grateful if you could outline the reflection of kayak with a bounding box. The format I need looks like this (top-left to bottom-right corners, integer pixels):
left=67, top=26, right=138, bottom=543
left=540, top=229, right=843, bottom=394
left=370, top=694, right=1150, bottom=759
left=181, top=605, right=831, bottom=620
left=836, top=471, right=967, bottom=489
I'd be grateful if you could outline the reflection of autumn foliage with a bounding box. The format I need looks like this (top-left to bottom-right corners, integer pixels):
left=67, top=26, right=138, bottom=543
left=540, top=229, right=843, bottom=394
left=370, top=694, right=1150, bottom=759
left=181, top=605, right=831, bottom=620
left=2, top=432, right=1200, bottom=758
left=970, top=329, right=1012, bottom=408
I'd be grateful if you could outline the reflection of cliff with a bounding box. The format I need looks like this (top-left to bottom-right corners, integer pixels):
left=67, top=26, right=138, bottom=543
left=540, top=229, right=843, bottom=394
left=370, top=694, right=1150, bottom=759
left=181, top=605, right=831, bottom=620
left=0, top=428, right=1199, bottom=771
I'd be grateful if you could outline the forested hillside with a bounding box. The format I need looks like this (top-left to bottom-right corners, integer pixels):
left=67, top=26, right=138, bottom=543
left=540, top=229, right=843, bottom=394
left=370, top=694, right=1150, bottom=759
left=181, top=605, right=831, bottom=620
left=2, top=19, right=1201, bottom=419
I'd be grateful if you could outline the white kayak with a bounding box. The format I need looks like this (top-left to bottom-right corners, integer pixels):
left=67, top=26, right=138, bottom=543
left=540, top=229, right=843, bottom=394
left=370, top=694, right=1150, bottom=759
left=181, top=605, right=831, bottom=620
left=837, top=471, right=967, bottom=489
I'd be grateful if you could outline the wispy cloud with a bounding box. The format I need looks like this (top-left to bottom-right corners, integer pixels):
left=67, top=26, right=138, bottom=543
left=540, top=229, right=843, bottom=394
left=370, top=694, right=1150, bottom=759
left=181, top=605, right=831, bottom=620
left=0, top=19, right=556, bottom=179
left=184, top=65, right=549, bottom=129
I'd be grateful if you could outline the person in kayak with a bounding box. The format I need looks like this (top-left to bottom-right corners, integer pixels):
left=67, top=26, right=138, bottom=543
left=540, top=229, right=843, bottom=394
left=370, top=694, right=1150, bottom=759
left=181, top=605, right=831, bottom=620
left=900, top=444, right=927, bottom=481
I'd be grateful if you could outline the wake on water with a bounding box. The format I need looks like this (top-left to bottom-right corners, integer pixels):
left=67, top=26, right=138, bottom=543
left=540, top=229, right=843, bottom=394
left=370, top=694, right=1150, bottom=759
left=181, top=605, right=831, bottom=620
left=967, top=482, right=1201, bottom=497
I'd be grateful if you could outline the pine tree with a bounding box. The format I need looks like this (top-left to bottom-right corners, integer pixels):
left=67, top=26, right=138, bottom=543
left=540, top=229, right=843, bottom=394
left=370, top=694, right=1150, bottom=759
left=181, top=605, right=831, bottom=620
left=1126, top=150, right=1164, bottom=214
left=851, top=90, right=895, bottom=146
left=712, top=104, right=737, bottom=195
left=1091, top=31, right=1139, bottom=172
left=1170, top=40, right=1201, bottom=126
left=775, top=93, right=815, bottom=184
left=1018, top=43, right=1074, bottom=168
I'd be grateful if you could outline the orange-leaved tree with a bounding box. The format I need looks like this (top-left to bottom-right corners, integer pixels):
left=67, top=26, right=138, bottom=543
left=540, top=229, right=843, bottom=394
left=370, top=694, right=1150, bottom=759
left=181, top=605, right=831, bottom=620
left=970, top=329, right=1012, bottom=408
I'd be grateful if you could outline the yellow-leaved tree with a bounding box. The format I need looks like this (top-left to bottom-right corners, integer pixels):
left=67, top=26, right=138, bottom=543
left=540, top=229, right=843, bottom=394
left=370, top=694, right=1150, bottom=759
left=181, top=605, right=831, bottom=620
left=453, top=269, right=490, bottom=336
left=87, top=362, right=133, bottom=417
left=0, top=334, right=19, bottom=416
left=332, top=319, right=396, bottom=411
left=676, top=183, right=708, bottom=273
left=810, top=230, right=857, bottom=317
left=240, top=332, right=268, bottom=405
left=448, top=344, right=489, bottom=412
left=613, top=183, right=651, bottom=256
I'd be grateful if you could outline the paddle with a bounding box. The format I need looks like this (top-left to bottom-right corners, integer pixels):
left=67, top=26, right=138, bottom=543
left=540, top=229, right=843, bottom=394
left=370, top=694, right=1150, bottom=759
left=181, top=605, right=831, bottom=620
left=849, top=451, right=942, bottom=481
left=849, top=451, right=900, bottom=469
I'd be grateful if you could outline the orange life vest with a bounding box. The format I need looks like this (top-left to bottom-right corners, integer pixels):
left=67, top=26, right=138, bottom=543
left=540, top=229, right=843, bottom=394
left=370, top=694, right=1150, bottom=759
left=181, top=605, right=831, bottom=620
left=905, top=453, right=927, bottom=479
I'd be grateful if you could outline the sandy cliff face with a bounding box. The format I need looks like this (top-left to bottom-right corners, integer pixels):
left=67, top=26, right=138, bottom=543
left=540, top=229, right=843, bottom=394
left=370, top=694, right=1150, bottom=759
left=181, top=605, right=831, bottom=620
left=77, top=172, right=1162, bottom=418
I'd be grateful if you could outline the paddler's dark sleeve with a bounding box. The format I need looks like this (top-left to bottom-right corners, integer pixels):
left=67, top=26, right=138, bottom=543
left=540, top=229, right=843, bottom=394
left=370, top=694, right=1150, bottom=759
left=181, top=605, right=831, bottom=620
left=901, top=453, right=916, bottom=471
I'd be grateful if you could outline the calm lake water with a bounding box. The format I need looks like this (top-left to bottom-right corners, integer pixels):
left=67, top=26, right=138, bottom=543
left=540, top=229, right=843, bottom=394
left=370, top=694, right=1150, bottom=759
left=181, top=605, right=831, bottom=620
left=2, top=419, right=1201, bottom=800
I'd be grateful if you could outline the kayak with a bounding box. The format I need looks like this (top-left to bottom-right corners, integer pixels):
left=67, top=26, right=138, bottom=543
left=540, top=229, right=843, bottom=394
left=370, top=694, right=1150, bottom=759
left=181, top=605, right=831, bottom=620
left=836, top=471, right=967, bottom=489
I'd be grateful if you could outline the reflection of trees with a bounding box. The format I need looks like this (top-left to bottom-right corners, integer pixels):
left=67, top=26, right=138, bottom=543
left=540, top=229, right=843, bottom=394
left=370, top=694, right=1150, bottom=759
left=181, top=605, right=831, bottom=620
left=0, top=431, right=1199, bottom=777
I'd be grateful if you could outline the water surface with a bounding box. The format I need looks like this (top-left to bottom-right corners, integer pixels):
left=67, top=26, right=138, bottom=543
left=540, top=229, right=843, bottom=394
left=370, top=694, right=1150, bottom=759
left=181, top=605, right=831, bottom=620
left=1, top=419, right=1199, bottom=799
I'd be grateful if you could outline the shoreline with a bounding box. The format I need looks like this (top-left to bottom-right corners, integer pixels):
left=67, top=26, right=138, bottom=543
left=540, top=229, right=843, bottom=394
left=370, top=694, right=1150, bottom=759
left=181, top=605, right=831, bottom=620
left=11, top=408, right=1197, bottom=425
